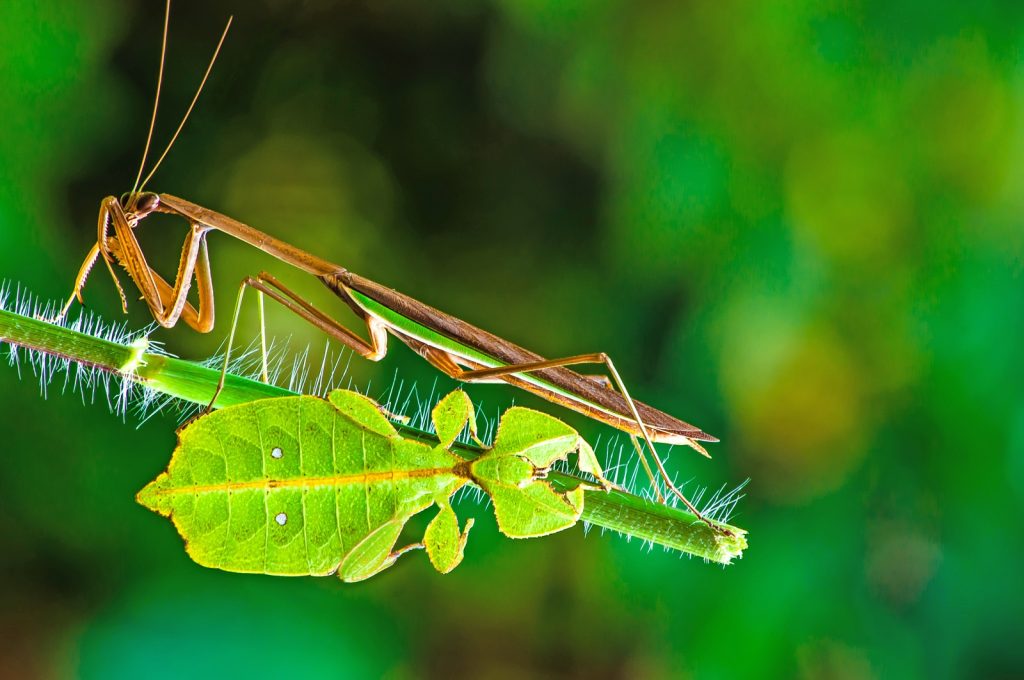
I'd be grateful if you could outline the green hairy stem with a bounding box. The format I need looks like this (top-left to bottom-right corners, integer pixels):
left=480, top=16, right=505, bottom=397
left=0, top=307, right=747, bottom=564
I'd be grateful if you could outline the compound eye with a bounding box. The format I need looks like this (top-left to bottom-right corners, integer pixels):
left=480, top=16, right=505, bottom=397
left=135, top=192, right=160, bottom=214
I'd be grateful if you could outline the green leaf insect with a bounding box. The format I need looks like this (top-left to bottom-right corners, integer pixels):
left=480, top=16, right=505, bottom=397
left=137, top=389, right=611, bottom=581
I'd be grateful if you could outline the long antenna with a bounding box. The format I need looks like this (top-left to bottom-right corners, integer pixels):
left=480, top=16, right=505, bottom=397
left=138, top=15, right=233, bottom=193
left=128, top=0, right=171, bottom=210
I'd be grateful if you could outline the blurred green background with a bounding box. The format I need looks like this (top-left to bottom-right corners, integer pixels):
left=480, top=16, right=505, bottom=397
left=2, top=0, right=1022, bottom=677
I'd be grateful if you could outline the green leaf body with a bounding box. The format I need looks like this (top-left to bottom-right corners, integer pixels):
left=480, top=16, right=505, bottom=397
left=138, top=389, right=599, bottom=580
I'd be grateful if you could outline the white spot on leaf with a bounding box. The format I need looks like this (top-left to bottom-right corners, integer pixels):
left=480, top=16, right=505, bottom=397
left=275, top=512, right=287, bottom=526
left=271, top=447, right=283, bottom=459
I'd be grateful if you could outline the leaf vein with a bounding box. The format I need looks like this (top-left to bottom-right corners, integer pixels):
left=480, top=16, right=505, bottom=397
left=299, top=400, right=312, bottom=574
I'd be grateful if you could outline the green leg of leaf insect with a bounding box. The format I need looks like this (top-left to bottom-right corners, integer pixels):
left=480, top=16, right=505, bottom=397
left=337, top=519, right=408, bottom=583
left=327, top=388, right=398, bottom=436
left=431, top=389, right=478, bottom=448
left=424, top=499, right=474, bottom=574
